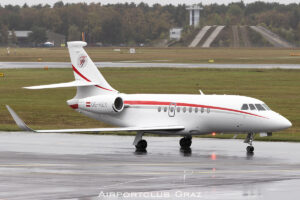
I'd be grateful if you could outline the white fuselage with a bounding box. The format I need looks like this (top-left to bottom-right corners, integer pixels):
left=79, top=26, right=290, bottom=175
left=70, top=94, right=292, bottom=135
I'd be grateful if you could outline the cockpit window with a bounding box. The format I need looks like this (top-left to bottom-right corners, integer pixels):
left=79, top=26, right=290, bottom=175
left=249, top=104, right=256, bottom=110
left=262, top=104, right=271, bottom=110
left=255, top=104, right=266, bottom=111
left=241, top=104, right=249, bottom=110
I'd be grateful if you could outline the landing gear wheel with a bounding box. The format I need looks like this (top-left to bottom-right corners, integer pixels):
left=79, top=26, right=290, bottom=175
left=135, top=139, right=147, bottom=151
left=246, top=146, right=254, bottom=153
left=244, top=133, right=255, bottom=153
left=180, top=137, right=192, bottom=149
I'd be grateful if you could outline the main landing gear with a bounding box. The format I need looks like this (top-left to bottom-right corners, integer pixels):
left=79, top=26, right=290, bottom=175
left=133, top=131, right=147, bottom=152
left=136, top=139, right=147, bottom=151
left=244, top=132, right=255, bottom=153
left=180, top=136, right=192, bottom=149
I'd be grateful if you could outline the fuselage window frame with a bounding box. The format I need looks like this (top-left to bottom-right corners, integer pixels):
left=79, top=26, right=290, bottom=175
left=255, top=104, right=266, bottom=111
left=249, top=104, right=256, bottom=111
left=241, top=104, right=249, bottom=110
left=262, top=103, right=271, bottom=110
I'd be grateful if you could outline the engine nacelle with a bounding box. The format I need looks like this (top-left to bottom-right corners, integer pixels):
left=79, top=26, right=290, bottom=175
left=78, top=95, right=124, bottom=114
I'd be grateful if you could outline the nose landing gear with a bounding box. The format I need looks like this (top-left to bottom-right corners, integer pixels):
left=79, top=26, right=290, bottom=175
left=244, top=132, right=255, bottom=153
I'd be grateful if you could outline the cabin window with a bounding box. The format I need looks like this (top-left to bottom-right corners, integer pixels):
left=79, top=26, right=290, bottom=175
left=195, top=107, right=198, bottom=113
left=177, top=107, right=180, bottom=112
left=255, top=104, right=266, bottom=111
left=207, top=108, right=210, bottom=113
left=183, top=107, right=186, bottom=113
left=170, top=107, right=174, bottom=112
left=164, top=107, right=167, bottom=112
left=158, top=107, right=161, bottom=112
left=241, top=104, right=249, bottom=110
left=249, top=104, right=256, bottom=110
left=189, top=107, right=193, bottom=113
left=201, top=107, right=204, bottom=113
left=262, top=104, right=271, bottom=110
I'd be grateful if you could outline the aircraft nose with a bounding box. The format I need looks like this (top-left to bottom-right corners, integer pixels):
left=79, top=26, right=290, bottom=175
left=276, top=115, right=292, bottom=130
left=283, top=117, right=292, bottom=129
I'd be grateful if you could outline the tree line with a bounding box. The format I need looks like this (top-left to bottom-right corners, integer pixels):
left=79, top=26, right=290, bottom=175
left=0, top=1, right=299, bottom=45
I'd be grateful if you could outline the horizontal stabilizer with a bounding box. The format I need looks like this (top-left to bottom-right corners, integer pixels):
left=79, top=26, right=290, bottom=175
left=24, top=81, right=99, bottom=89
left=6, top=105, right=184, bottom=133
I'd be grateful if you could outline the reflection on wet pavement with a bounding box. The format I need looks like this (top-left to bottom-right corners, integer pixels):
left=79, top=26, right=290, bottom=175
left=0, top=132, right=300, bottom=200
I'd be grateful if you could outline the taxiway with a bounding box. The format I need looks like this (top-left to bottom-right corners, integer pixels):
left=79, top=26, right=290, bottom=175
left=0, top=62, right=300, bottom=69
left=0, top=132, right=300, bottom=199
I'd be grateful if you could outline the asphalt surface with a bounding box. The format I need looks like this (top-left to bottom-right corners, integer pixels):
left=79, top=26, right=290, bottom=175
left=1, top=61, right=300, bottom=69
left=0, top=132, right=300, bottom=200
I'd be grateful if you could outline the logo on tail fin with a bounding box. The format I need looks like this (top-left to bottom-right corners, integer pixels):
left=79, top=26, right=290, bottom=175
left=78, top=54, right=88, bottom=68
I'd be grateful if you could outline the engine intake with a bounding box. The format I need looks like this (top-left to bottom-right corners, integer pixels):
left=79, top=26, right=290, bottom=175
left=113, top=97, right=124, bottom=112
left=78, top=95, right=124, bottom=114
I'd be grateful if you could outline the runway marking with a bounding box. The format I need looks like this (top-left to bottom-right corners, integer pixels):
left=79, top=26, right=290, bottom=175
left=0, top=163, right=73, bottom=167
left=0, top=163, right=215, bottom=167
left=1, top=169, right=300, bottom=176
left=0, top=162, right=296, bottom=168
left=98, top=177, right=169, bottom=190
left=89, top=163, right=215, bottom=166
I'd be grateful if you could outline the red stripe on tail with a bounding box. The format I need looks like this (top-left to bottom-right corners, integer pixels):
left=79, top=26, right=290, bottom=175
left=72, top=65, right=114, bottom=92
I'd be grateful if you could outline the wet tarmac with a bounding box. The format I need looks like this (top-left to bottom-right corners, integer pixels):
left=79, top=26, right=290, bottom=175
left=0, top=61, right=300, bottom=69
left=0, top=132, right=300, bottom=200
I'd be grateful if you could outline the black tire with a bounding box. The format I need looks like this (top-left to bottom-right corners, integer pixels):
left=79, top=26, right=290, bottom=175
left=246, top=146, right=254, bottom=153
left=135, top=139, right=147, bottom=150
left=180, top=138, right=192, bottom=148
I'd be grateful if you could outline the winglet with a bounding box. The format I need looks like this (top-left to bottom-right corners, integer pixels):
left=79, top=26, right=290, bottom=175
left=6, top=105, right=34, bottom=132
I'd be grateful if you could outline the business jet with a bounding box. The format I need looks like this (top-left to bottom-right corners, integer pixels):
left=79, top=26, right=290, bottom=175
left=6, top=41, right=292, bottom=153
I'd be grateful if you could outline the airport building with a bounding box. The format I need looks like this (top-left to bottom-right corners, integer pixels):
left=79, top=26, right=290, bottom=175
left=7, top=30, right=65, bottom=47
left=187, top=4, right=203, bottom=27
left=169, top=28, right=183, bottom=40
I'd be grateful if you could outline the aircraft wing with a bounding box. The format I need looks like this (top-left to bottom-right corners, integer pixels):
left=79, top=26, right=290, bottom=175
left=6, top=105, right=184, bottom=133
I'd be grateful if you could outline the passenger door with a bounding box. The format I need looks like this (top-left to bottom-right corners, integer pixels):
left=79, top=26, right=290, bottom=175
left=168, top=103, right=176, bottom=117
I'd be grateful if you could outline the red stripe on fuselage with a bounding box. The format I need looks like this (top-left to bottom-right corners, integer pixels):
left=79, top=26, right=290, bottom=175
left=69, top=104, right=78, bottom=109
left=124, top=100, right=267, bottom=119
left=72, top=65, right=114, bottom=92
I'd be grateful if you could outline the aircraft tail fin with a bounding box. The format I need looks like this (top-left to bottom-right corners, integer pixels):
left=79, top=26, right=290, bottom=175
left=67, top=41, right=117, bottom=98
left=23, top=41, right=118, bottom=98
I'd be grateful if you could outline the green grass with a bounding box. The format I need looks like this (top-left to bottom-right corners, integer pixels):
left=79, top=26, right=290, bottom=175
left=0, top=68, right=299, bottom=142
left=1, top=47, right=300, bottom=64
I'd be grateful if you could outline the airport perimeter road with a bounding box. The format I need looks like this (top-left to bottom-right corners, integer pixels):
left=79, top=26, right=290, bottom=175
left=0, top=132, right=300, bottom=200
left=0, top=62, right=300, bottom=69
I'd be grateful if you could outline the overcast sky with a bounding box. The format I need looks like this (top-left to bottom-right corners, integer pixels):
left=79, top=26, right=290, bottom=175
left=0, top=0, right=298, bottom=6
